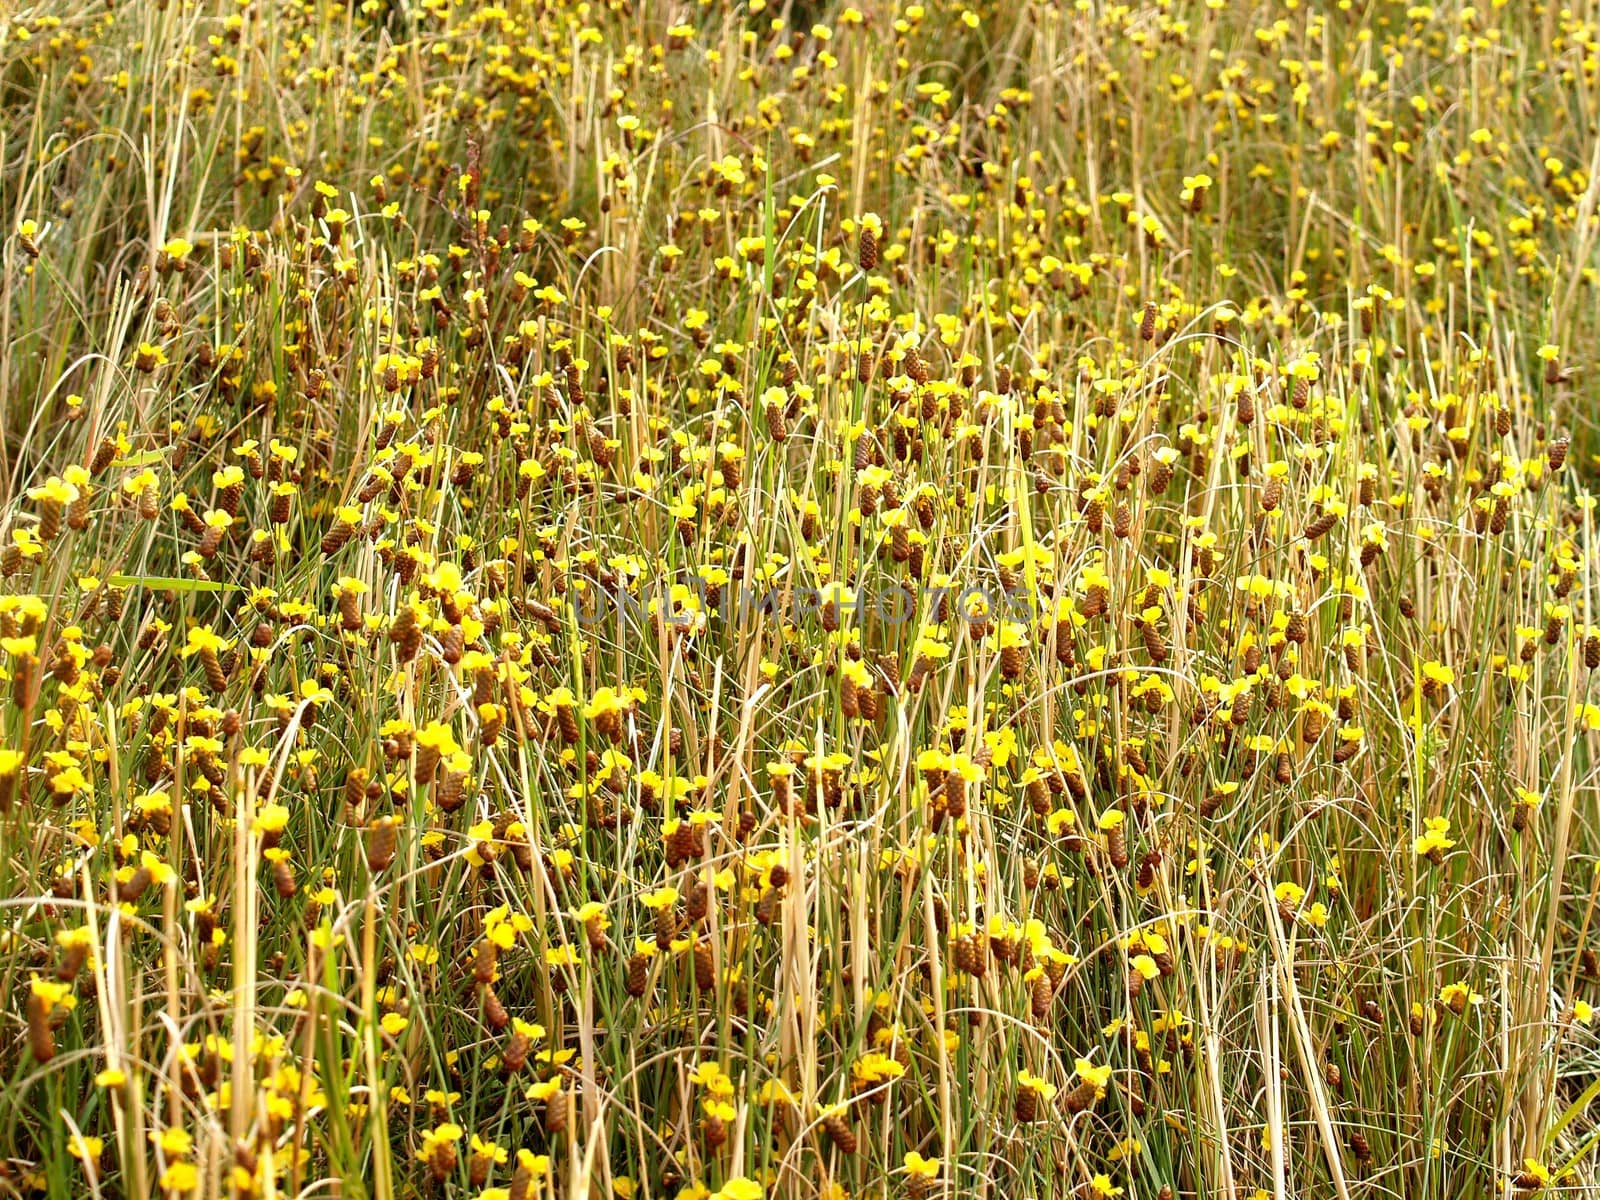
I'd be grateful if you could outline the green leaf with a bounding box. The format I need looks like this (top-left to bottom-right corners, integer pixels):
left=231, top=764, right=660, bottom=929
left=108, top=573, right=231, bottom=593
left=1548, top=1074, right=1600, bottom=1151
left=110, top=450, right=169, bottom=468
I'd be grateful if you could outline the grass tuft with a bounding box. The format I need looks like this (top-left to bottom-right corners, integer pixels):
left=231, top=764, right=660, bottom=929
left=1, top=1, right=1599, bottom=1199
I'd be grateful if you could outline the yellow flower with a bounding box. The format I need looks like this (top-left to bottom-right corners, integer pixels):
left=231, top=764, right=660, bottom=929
left=1439, top=981, right=1484, bottom=1013
left=1413, top=816, right=1455, bottom=863
left=526, top=1078, right=563, bottom=1102
left=415, top=720, right=460, bottom=756
left=1075, top=1058, right=1113, bottom=1093
left=471, top=1135, right=508, bottom=1164
left=254, top=804, right=290, bottom=837
left=1018, top=1069, right=1058, bottom=1101
left=712, top=1177, right=763, bottom=1200
left=689, top=1061, right=732, bottom=1093
left=29, top=975, right=75, bottom=1011
left=1273, top=880, right=1306, bottom=909
left=415, top=1122, right=463, bottom=1163
left=947, top=753, right=984, bottom=785
left=181, top=624, right=232, bottom=657
left=160, top=1163, right=199, bottom=1192
left=1516, top=1158, right=1552, bottom=1189
left=155, top=1126, right=193, bottom=1157
left=583, top=686, right=629, bottom=721
left=26, top=476, right=79, bottom=513
left=642, top=886, right=679, bottom=910
left=851, top=1052, right=907, bottom=1086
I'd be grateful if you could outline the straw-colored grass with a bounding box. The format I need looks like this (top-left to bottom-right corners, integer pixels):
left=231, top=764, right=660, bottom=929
left=2, top=1, right=1600, bottom=1198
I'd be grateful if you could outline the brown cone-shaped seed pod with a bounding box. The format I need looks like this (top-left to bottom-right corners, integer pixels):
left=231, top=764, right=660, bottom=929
left=435, top=766, right=467, bottom=812
left=26, top=990, right=56, bottom=1062
left=1001, top=644, right=1024, bottom=680
left=703, top=1111, right=728, bottom=1151
left=684, top=879, right=709, bottom=924
left=91, top=438, right=118, bottom=474
left=473, top=939, right=499, bottom=985
left=414, top=741, right=441, bottom=786
left=1064, top=1076, right=1099, bottom=1114
left=36, top=497, right=62, bottom=542
left=321, top=517, right=355, bottom=555
left=119, top=866, right=152, bottom=904
left=1031, top=973, right=1053, bottom=1020
left=1107, top=823, right=1129, bottom=870
left=1305, top=511, right=1338, bottom=540
left=509, top=1159, right=536, bottom=1200
left=344, top=768, right=370, bottom=817
left=693, top=939, right=715, bottom=991
left=822, top=1112, right=857, bottom=1153
left=1137, top=851, right=1159, bottom=891
left=1260, top=477, right=1283, bottom=513
left=654, top=906, right=677, bottom=952
left=544, top=1091, right=568, bottom=1135
left=504, top=1025, right=532, bottom=1074
left=427, top=1143, right=457, bottom=1184
left=56, top=941, right=88, bottom=982
left=337, top=589, right=361, bottom=631
left=482, top=985, right=509, bottom=1030
left=366, top=816, right=398, bottom=872
left=199, top=524, right=226, bottom=559
left=858, top=226, right=878, bottom=272
left=556, top=703, right=579, bottom=745
left=1549, top=436, right=1570, bottom=471
left=271, top=857, right=296, bottom=898
left=840, top=673, right=859, bottom=718
left=626, top=951, right=651, bottom=998
left=944, top=776, right=967, bottom=821
left=1142, top=623, right=1167, bottom=664
left=1027, top=777, right=1050, bottom=816
left=1014, top=1086, right=1039, bottom=1124
left=68, top=485, right=92, bottom=532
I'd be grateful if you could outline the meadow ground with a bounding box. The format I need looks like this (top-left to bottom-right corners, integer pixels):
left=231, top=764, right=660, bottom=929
left=2, top=0, right=1600, bottom=1197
